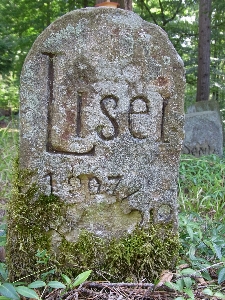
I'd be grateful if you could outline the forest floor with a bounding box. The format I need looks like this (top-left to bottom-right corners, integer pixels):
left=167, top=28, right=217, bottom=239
left=41, top=279, right=225, bottom=299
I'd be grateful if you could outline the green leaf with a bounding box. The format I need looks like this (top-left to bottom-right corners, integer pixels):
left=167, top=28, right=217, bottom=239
left=164, top=282, right=182, bottom=292
left=164, top=282, right=175, bottom=289
left=174, top=298, right=186, bottom=300
left=47, top=281, right=66, bottom=289
left=0, top=296, right=12, bottom=300
left=16, top=286, right=40, bottom=299
left=202, top=288, right=213, bottom=296
left=13, top=282, right=26, bottom=287
left=184, top=288, right=194, bottom=299
left=218, top=268, right=225, bottom=284
left=183, top=277, right=192, bottom=289
left=36, top=249, right=47, bottom=258
left=40, top=269, right=55, bottom=280
left=61, top=274, right=71, bottom=285
left=214, top=292, right=225, bottom=299
left=176, top=279, right=184, bottom=291
left=201, top=271, right=212, bottom=281
left=203, top=240, right=213, bottom=250
left=180, top=268, right=196, bottom=275
left=186, top=226, right=194, bottom=241
left=188, top=245, right=197, bottom=261
left=28, top=281, right=46, bottom=288
left=72, top=270, right=92, bottom=287
left=213, top=243, right=222, bottom=259
left=0, top=283, right=20, bottom=299
left=0, top=264, right=8, bottom=281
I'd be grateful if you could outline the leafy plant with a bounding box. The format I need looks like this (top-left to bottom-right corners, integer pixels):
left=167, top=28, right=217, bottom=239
left=202, top=287, right=225, bottom=299
left=0, top=224, right=6, bottom=248
left=165, top=277, right=195, bottom=300
left=0, top=257, right=92, bottom=299
left=178, top=154, right=225, bottom=222
left=0, top=127, right=18, bottom=211
left=61, top=270, right=92, bottom=290
left=179, top=213, right=225, bottom=283
left=35, top=249, right=51, bottom=267
left=177, top=152, right=225, bottom=298
left=0, top=76, right=19, bottom=111
left=0, top=228, right=91, bottom=300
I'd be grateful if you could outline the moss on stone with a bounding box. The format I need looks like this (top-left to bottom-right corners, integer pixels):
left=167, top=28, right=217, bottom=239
left=57, top=223, right=180, bottom=283
left=6, top=162, right=67, bottom=281
left=7, top=161, right=180, bottom=283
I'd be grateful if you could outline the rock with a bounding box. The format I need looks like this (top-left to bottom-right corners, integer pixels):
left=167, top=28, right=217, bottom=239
left=8, top=8, right=185, bottom=281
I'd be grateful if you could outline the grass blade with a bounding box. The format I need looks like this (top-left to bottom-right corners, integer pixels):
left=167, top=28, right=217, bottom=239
left=72, top=270, right=92, bottom=287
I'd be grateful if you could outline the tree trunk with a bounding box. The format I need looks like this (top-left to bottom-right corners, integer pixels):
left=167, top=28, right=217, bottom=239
left=118, top=0, right=132, bottom=10
left=83, top=0, right=88, bottom=7
left=196, top=0, right=212, bottom=102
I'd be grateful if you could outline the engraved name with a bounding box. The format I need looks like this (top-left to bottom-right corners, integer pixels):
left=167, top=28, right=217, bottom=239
left=43, top=53, right=165, bottom=155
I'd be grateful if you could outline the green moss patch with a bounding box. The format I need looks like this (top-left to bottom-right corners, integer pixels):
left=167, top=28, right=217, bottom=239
left=58, top=223, right=180, bottom=283
left=7, top=162, right=180, bottom=283
left=6, top=165, right=67, bottom=281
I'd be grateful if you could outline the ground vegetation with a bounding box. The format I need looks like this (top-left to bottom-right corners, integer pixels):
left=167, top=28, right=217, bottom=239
left=0, top=119, right=224, bottom=299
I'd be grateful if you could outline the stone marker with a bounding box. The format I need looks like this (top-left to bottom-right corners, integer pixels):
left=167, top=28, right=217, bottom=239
left=182, top=101, right=224, bottom=157
left=7, top=8, right=185, bottom=281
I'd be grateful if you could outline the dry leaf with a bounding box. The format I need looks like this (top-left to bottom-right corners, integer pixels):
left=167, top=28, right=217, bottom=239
left=155, top=270, right=173, bottom=288
left=196, top=277, right=207, bottom=285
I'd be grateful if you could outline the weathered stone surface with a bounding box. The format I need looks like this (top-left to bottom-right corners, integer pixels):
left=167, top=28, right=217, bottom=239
left=9, top=8, right=185, bottom=279
left=183, top=101, right=223, bottom=157
left=20, top=7, right=185, bottom=242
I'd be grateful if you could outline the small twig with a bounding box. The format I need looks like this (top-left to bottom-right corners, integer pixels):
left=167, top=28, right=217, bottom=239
left=109, top=286, right=130, bottom=300
left=40, top=285, right=48, bottom=299
left=84, top=281, right=155, bottom=290
left=95, top=270, right=118, bottom=281
left=13, top=266, right=54, bottom=283
left=199, top=261, right=225, bottom=271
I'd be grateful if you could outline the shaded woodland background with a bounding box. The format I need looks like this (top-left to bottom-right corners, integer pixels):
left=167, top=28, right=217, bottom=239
left=0, top=0, right=224, bottom=119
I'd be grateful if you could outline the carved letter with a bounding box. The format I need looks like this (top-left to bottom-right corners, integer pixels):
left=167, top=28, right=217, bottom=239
left=98, top=96, right=119, bottom=140
left=161, top=98, right=169, bottom=142
left=129, top=97, right=150, bottom=139
left=43, top=53, right=95, bottom=156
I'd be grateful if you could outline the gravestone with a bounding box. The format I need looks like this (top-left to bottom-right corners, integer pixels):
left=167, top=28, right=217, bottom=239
left=182, top=101, right=224, bottom=157
left=7, top=8, right=185, bottom=281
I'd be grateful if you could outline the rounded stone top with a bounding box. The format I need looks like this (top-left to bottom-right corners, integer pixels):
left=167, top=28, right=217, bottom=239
left=25, top=7, right=184, bottom=68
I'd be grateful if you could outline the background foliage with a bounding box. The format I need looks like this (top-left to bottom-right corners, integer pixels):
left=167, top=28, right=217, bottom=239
left=0, top=0, right=224, bottom=114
